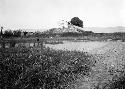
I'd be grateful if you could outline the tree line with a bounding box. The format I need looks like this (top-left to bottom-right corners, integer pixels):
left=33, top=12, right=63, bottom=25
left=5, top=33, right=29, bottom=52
left=0, top=29, right=28, bottom=38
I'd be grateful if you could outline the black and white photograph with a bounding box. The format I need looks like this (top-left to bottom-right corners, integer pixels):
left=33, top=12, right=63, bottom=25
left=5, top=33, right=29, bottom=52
left=0, top=0, right=125, bottom=89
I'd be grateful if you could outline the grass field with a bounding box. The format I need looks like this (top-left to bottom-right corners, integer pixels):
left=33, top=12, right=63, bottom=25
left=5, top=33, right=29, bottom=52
left=1, top=41, right=125, bottom=89
left=0, top=46, right=95, bottom=89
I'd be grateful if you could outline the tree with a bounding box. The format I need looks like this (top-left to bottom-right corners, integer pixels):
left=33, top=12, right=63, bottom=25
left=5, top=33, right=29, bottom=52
left=13, top=30, right=21, bottom=37
left=0, top=27, right=3, bottom=38
left=70, top=17, right=83, bottom=28
left=4, top=30, right=13, bottom=38
left=23, top=31, right=28, bottom=37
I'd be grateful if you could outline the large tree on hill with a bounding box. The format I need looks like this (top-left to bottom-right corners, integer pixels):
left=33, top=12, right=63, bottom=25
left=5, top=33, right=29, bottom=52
left=70, top=17, right=83, bottom=28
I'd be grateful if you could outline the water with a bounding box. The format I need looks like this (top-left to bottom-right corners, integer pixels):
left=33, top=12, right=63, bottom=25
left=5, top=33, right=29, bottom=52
left=45, top=41, right=109, bottom=53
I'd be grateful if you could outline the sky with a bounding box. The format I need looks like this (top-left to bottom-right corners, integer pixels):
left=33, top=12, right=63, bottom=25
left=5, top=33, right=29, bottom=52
left=0, top=0, right=125, bottom=32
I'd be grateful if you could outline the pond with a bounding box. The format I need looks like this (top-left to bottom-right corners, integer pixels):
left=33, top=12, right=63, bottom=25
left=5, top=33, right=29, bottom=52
left=45, top=41, right=110, bottom=53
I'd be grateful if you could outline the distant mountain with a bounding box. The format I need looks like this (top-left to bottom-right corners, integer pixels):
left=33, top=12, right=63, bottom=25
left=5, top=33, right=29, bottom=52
left=84, top=26, right=125, bottom=33
left=42, top=26, right=125, bottom=34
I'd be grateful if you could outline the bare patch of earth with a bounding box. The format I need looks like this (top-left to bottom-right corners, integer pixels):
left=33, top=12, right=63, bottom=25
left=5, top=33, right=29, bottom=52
left=75, top=42, right=125, bottom=89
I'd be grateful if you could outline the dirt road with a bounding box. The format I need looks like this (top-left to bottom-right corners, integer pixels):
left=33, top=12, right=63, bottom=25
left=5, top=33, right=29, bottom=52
left=85, top=42, right=125, bottom=89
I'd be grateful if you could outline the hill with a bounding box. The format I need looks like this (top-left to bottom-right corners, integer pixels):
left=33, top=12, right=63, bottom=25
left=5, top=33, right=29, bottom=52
left=42, top=26, right=125, bottom=34
left=42, top=25, right=85, bottom=34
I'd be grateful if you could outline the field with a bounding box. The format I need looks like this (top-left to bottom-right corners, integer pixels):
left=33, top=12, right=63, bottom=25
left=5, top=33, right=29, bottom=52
left=0, top=39, right=125, bottom=89
left=45, top=41, right=109, bottom=54
left=0, top=46, right=95, bottom=89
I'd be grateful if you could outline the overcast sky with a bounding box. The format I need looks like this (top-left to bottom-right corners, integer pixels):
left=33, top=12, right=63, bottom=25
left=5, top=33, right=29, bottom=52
left=0, top=0, right=125, bottom=31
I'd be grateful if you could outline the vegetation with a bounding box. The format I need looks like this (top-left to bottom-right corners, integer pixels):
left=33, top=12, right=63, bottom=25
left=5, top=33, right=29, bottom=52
left=3, top=30, right=13, bottom=38
left=23, top=31, right=28, bottom=37
left=1, top=26, right=125, bottom=42
left=2, top=30, right=21, bottom=38
left=0, top=46, right=95, bottom=89
left=1, top=42, right=125, bottom=89
left=70, top=17, right=83, bottom=28
left=0, top=29, right=29, bottom=38
left=13, top=30, right=22, bottom=37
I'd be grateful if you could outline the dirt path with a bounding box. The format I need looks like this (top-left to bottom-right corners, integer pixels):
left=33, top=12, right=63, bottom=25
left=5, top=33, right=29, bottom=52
left=77, top=42, right=125, bottom=89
